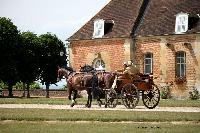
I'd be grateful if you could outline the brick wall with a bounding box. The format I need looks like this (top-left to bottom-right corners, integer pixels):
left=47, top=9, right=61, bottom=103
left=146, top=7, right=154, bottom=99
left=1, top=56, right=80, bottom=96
left=1, top=89, right=68, bottom=97
left=136, top=35, right=198, bottom=99
left=69, top=35, right=199, bottom=99
left=69, top=38, right=130, bottom=71
left=135, top=38, right=161, bottom=77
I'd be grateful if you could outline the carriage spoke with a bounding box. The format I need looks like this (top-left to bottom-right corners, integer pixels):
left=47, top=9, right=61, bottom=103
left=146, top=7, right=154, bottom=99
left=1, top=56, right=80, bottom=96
left=142, top=85, right=160, bottom=109
left=121, top=84, right=139, bottom=109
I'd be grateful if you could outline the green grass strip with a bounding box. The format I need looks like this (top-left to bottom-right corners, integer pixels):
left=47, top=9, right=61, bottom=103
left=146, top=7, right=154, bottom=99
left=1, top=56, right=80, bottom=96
left=0, top=97, right=200, bottom=107
left=0, top=108, right=200, bottom=122
left=0, top=121, right=200, bottom=133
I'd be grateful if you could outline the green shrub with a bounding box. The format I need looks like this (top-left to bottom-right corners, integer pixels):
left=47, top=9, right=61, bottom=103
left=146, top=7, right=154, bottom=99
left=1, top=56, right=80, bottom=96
left=30, top=82, right=41, bottom=90
left=14, top=82, right=41, bottom=90
left=0, top=80, right=7, bottom=90
left=61, top=85, right=67, bottom=90
left=160, top=85, right=171, bottom=99
left=189, top=87, right=199, bottom=100
left=15, top=82, right=24, bottom=90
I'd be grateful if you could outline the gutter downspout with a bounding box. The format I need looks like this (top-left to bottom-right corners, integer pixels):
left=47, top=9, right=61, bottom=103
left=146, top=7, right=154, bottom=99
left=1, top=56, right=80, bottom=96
left=131, top=0, right=150, bottom=65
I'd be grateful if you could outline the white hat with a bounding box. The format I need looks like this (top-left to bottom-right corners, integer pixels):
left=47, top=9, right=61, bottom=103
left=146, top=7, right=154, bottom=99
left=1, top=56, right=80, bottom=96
left=127, top=61, right=132, bottom=65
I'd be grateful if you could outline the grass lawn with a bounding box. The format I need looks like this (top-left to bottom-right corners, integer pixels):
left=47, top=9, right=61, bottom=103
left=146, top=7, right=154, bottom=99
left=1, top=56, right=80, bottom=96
left=0, top=108, right=200, bottom=133
left=0, top=108, right=200, bottom=122
left=1, top=121, right=200, bottom=133
left=0, top=97, right=200, bottom=107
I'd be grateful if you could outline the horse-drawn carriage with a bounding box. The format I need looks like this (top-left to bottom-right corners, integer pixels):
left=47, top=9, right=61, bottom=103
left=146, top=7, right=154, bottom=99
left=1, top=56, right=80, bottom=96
left=105, top=73, right=160, bottom=109
left=58, top=65, right=160, bottom=109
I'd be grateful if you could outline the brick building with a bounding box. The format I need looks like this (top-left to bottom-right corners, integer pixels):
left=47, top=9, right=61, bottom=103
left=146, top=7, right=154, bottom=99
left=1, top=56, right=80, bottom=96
left=68, top=0, right=200, bottom=98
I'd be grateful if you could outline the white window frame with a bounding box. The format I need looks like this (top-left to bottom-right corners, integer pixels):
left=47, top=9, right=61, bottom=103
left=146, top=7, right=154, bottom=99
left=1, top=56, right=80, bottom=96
left=93, top=19, right=104, bottom=38
left=144, top=53, right=153, bottom=74
left=175, top=13, right=188, bottom=34
left=93, top=58, right=105, bottom=71
left=176, top=51, right=186, bottom=77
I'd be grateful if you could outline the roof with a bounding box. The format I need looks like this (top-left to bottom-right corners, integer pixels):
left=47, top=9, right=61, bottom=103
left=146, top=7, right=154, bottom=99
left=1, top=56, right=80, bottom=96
left=136, top=0, right=200, bottom=37
left=68, top=0, right=200, bottom=41
left=68, top=0, right=143, bottom=41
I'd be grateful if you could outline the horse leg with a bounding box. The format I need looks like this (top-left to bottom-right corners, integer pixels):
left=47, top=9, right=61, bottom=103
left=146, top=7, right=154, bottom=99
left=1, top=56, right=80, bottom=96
left=88, top=91, right=92, bottom=108
left=85, top=89, right=92, bottom=108
left=68, top=86, right=72, bottom=100
left=97, top=98, right=103, bottom=107
left=96, top=87, right=103, bottom=107
left=85, top=91, right=89, bottom=107
left=71, top=89, right=77, bottom=107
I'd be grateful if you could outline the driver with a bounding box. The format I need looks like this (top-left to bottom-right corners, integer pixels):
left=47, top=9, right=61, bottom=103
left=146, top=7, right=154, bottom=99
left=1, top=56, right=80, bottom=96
left=123, top=60, right=140, bottom=81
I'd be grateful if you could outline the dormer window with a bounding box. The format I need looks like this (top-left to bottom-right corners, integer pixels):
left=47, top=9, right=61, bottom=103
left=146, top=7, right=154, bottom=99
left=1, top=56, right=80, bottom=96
left=93, top=19, right=105, bottom=38
left=175, top=13, right=188, bottom=34
left=93, top=19, right=114, bottom=38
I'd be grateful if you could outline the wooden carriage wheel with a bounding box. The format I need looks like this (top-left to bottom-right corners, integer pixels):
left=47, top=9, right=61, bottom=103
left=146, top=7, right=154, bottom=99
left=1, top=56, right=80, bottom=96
left=106, top=89, right=118, bottom=108
left=142, top=84, right=160, bottom=109
left=121, top=83, right=139, bottom=109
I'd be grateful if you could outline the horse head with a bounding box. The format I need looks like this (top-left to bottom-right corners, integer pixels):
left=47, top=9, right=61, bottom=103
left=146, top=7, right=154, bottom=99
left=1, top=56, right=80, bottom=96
left=57, top=66, right=74, bottom=81
left=79, top=64, right=95, bottom=73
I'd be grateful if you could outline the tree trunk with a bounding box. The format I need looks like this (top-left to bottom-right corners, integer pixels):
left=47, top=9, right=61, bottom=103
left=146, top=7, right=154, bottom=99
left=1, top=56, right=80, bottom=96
left=46, top=83, right=50, bottom=98
left=22, top=83, right=26, bottom=97
left=27, top=83, right=30, bottom=98
left=8, top=84, right=13, bottom=97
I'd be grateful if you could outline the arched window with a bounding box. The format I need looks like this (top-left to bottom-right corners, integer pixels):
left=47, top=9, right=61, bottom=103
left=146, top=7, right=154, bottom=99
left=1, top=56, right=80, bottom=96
left=93, top=58, right=105, bottom=71
left=176, top=51, right=186, bottom=77
left=144, top=53, right=153, bottom=74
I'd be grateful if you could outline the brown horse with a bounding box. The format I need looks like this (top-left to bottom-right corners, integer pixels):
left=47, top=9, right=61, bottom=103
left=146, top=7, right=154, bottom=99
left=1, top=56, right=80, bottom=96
left=79, top=65, right=116, bottom=89
left=80, top=65, right=116, bottom=107
left=57, top=67, right=98, bottom=108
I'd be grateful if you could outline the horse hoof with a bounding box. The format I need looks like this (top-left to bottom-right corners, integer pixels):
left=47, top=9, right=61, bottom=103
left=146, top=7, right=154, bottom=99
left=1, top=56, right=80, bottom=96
left=85, top=104, right=91, bottom=108
left=97, top=102, right=102, bottom=107
left=71, top=103, right=75, bottom=107
left=105, top=104, right=108, bottom=108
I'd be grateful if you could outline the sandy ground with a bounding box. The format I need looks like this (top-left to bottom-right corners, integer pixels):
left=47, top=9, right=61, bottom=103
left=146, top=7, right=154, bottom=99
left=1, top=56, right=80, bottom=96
left=0, top=104, right=200, bottom=112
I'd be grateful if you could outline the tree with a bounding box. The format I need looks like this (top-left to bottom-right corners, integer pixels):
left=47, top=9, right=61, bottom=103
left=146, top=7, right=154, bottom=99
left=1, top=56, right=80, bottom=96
left=0, top=17, right=21, bottom=97
left=18, top=32, right=40, bottom=98
left=39, top=33, right=66, bottom=98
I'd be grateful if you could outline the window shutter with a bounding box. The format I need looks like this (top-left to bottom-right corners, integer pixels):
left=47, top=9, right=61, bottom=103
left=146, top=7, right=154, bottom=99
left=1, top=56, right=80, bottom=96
left=175, top=13, right=188, bottom=34
left=93, top=19, right=104, bottom=38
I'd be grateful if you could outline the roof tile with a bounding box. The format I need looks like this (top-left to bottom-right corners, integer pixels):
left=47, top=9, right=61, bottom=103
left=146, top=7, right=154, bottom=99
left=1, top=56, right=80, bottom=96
left=68, top=0, right=143, bottom=40
left=136, top=0, right=200, bottom=36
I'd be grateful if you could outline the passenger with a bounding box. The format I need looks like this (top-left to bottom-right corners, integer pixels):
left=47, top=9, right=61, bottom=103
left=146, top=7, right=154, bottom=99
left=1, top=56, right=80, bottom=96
left=124, top=60, right=139, bottom=75
left=123, top=60, right=140, bottom=80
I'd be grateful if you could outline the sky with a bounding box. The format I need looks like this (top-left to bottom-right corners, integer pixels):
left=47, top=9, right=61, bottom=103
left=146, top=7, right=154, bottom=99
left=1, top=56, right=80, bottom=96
left=0, top=0, right=109, bottom=42
left=0, top=0, right=109, bottom=88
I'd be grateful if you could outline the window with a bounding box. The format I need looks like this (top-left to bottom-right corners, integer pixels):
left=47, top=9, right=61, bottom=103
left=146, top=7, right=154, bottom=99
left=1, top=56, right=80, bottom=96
left=144, top=53, right=153, bottom=74
left=188, top=16, right=199, bottom=30
left=93, top=19, right=104, bottom=38
left=176, top=51, right=186, bottom=77
left=93, top=19, right=114, bottom=38
left=175, top=13, right=188, bottom=34
left=93, top=59, right=105, bottom=71
left=104, top=20, right=114, bottom=35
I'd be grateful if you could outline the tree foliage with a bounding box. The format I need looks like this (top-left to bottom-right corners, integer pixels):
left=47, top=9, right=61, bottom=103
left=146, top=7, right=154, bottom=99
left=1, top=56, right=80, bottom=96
left=39, top=33, right=66, bottom=97
left=19, top=32, right=40, bottom=82
left=0, top=17, right=21, bottom=96
left=18, top=32, right=40, bottom=97
left=39, top=33, right=66, bottom=84
left=0, top=17, right=67, bottom=97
